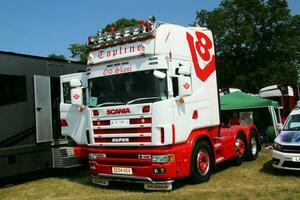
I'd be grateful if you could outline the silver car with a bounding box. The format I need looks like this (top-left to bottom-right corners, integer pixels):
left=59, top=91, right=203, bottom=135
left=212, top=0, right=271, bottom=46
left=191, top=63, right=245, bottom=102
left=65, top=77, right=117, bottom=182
left=272, top=108, right=300, bottom=170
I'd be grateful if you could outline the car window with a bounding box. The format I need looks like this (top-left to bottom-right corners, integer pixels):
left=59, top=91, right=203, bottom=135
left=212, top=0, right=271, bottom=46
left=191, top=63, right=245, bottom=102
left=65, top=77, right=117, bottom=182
left=283, top=114, right=300, bottom=131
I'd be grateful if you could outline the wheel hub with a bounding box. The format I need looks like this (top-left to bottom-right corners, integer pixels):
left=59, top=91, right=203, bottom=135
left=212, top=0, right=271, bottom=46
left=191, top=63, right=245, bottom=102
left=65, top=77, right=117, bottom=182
left=236, top=138, right=245, bottom=157
left=197, top=149, right=210, bottom=175
left=250, top=137, right=257, bottom=155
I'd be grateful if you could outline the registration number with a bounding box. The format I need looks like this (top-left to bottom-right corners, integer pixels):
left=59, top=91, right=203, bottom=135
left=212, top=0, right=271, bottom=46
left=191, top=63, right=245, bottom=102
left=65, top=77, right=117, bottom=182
left=112, top=167, right=132, bottom=175
left=110, top=119, right=129, bottom=126
left=292, top=156, right=300, bottom=162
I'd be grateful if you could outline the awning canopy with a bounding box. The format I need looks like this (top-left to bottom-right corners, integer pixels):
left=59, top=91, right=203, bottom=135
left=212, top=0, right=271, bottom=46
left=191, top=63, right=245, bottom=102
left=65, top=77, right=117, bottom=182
left=220, top=91, right=278, bottom=110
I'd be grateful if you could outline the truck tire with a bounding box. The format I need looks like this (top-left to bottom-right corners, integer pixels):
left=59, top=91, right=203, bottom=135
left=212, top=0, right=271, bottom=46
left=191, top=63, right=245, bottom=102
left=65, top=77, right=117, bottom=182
left=234, top=133, right=246, bottom=165
left=247, top=130, right=258, bottom=161
left=190, top=140, right=213, bottom=184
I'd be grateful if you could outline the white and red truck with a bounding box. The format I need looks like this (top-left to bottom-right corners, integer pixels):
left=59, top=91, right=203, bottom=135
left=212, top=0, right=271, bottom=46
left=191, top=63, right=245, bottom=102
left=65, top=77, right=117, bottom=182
left=60, top=17, right=260, bottom=190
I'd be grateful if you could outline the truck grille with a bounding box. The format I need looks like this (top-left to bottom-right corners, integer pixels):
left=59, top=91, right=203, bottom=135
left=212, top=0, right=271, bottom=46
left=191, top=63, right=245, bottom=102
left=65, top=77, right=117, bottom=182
left=94, top=137, right=151, bottom=143
left=91, top=151, right=152, bottom=166
left=94, top=127, right=151, bottom=134
left=91, top=114, right=152, bottom=146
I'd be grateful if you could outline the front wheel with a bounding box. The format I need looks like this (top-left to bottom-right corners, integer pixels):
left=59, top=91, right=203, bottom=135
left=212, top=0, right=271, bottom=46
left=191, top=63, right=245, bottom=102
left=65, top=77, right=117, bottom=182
left=190, top=140, right=213, bottom=183
left=247, top=130, right=259, bottom=161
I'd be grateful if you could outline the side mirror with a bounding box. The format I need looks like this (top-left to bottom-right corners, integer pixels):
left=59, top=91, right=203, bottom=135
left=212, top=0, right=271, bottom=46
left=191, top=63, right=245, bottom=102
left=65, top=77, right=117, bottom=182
left=153, top=70, right=166, bottom=79
left=178, top=66, right=191, bottom=76
left=276, top=123, right=283, bottom=131
left=71, top=87, right=83, bottom=106
left=178, top=75, right=192, bottom=97
left=70, top=79, right=82, bottom=88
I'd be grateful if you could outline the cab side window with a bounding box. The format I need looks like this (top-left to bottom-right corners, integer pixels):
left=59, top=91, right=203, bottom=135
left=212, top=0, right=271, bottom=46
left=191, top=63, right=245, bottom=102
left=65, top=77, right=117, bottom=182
left=62, top=82, right=71, bottom=104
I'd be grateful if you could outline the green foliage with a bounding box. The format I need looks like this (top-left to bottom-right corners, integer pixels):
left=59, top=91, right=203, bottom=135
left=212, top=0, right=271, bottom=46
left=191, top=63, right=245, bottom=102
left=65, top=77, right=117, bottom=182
left=68, top=43, right=91, bottom=63
left=195, top=0, right=300, bottom=93
left=68, top=18, right=139, bottom=63
left=104, top=18, right=140, bottom=32
left=48, top=54, right=66, bottom=60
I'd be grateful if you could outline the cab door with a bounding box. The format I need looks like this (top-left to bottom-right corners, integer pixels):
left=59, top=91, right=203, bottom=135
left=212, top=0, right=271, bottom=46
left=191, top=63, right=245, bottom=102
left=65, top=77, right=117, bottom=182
left=60, top=73, right=88, bottom=144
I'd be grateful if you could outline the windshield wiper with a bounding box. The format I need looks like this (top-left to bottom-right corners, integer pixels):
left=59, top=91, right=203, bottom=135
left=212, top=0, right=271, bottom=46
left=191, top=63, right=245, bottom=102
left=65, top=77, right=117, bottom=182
left=97, top=102, right=124, bottom=107
left=126, top=97, right=161, bottom=105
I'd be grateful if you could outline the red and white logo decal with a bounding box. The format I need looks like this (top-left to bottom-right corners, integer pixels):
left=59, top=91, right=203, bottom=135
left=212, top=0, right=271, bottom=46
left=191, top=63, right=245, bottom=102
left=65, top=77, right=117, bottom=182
left=183, top=82, right=190, bottom=89
left=73, top=94, right=80, bottom=99
left=107, top=108, right=131, bottom=115
left=186, top=31, right=216, bottom=82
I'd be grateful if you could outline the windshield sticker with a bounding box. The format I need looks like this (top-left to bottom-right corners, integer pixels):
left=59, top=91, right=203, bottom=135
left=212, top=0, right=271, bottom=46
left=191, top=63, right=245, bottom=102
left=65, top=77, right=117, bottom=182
left=89, top=97, right=98, bottom=107
left=280, top=132, right=300, bottom=143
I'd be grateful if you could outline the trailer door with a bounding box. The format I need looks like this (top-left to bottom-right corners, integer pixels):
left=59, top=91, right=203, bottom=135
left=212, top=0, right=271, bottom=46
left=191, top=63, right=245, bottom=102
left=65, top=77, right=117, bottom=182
left=34, top=75, right=53, bottom=143
left=60, top=73, right=88, bottom=144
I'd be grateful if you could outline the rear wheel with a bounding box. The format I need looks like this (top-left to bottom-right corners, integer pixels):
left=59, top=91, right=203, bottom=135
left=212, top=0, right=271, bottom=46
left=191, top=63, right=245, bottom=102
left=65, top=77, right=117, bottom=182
left=247, top=130, right=258, bottom=161
left=190, top=140, right=213, bottom=183
left=234, top=133, right=246, bottom=165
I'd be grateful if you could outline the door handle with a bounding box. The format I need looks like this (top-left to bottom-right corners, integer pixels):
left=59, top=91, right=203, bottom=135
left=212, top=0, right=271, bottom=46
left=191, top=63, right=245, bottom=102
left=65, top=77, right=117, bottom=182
left=37, top=107, right=42, bottom=111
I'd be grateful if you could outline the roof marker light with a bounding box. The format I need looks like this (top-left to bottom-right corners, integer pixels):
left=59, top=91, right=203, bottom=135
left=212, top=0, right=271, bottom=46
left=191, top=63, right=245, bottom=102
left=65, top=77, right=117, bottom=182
left=139, top=20, right=145, bottom=25
left=88, top=36, right=94, bottom=45
left=145, top=21, right=152, bottom=32
left=88, top=16, right=157, bottom=46
left=149, top=16, right=156, bottom=23
left=109, top=27, right=116, bottom=33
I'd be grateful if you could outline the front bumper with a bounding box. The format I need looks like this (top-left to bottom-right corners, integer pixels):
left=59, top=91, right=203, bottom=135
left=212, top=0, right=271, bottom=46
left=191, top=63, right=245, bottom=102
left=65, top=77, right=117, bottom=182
left=88, top=144, right=193, bottom=188
left=272, top=149, right=300, bottom=170
left=91, top=174, right=174, bottom=190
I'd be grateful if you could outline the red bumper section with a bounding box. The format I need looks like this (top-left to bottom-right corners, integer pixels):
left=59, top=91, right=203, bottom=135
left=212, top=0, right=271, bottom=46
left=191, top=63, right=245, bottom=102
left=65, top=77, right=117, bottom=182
left=74, top=145, right=89, bottom=158
left=88, top=144, right=193, bottom=182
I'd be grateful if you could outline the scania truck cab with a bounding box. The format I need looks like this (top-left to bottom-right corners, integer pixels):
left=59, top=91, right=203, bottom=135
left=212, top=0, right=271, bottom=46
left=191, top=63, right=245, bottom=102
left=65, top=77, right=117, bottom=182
left=60, top=17, right=260, bottom=190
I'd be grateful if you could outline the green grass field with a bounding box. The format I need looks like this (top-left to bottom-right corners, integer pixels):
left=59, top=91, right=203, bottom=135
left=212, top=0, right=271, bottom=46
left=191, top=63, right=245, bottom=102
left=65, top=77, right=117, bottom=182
left=1, top=149, right=300, bottom=200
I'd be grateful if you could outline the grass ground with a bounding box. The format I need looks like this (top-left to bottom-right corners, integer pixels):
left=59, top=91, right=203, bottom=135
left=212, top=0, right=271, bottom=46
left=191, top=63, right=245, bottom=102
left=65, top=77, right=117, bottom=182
left=1, top=149, right=300, bottom=200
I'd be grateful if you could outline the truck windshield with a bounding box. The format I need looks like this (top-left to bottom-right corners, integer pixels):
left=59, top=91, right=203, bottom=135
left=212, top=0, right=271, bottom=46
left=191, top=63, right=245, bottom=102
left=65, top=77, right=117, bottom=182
left=88, top=70, right=167, bottom=107
left=283, top=114, right=300, bottom=131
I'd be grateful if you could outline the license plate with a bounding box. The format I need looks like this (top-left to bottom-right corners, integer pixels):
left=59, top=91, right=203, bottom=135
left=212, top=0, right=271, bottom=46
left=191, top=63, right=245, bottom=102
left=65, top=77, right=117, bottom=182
left=110, top=119, right=129, bottom=126
left=112, top=167, right=132, bottom=175
left=144, top=183, right=172, bottom=191
left=292, top=156, right=300, bottom=162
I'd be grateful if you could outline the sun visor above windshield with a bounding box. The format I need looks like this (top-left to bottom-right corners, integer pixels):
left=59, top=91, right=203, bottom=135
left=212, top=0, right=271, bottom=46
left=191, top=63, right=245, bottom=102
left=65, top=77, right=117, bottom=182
left=87, top=39, right=155, bottom=65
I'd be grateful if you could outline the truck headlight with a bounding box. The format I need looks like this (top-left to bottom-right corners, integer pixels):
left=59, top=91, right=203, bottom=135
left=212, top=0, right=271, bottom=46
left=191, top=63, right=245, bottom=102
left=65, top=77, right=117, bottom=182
left=152, top=154, right=175, bottom=163
left=89, top=153, right=106, bottom=160
left=273, top=142, right=283, bottom=151
left=89, top=153, right=97, bottom=160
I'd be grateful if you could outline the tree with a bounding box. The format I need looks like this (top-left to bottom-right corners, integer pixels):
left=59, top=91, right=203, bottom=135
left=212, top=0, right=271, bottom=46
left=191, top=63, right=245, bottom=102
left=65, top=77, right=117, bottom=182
left=195, top=0, right=300, bottom=93
left=68, top=44, right=90, bottom=63
left=104, top=18, right=139, bottom=32
left=48, top=54, right=66, bottom=60
left=68, top=18, right=139, bottom=63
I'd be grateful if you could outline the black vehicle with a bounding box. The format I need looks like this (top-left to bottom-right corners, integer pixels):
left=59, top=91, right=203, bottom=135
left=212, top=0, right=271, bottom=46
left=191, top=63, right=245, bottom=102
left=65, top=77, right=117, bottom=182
left=0, top=51, right=85, bottom=178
